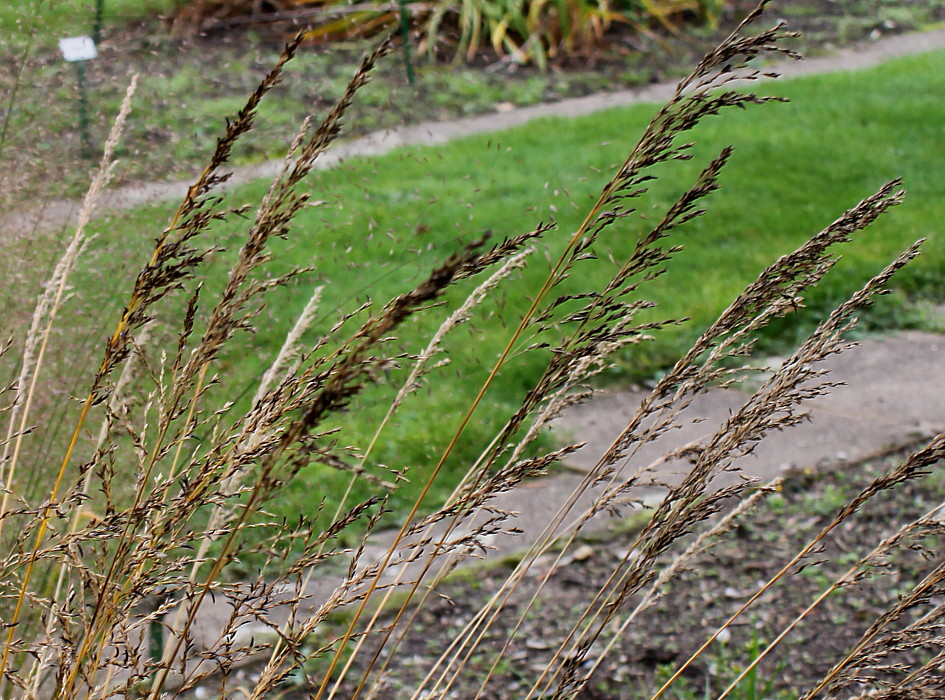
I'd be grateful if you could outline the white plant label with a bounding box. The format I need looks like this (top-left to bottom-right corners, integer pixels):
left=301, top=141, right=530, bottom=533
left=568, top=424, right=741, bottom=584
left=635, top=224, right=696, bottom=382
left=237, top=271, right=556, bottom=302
left=59, top=36, right=98, bottom=62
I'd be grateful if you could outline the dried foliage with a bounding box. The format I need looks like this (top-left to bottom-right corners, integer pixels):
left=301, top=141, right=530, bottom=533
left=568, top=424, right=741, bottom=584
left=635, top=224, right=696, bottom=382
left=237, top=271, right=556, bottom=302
left=173, top=0, right=723, bottom=66
left=2, top=3, right=944, bottom=700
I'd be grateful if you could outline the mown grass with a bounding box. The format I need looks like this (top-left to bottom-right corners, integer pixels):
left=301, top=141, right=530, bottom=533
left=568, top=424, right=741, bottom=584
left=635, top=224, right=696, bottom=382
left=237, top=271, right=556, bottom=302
left=19, top=47, right=945, bottom=531
left=0, top=0, right=177, bottom=40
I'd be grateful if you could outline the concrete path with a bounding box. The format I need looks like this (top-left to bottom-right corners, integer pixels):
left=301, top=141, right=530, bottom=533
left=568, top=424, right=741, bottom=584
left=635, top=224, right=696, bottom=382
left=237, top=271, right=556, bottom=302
left=552, top=330, right=945, bottom=487
left=3, top=26, right=945, bottom=243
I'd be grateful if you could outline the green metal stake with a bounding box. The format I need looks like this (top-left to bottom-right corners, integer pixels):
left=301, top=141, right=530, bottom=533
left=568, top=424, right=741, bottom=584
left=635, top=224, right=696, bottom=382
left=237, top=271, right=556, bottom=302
left=59, top=36, right=97, bottom=159
left=149, top=614, right=164, bottom=667
left=93, top=0, right=105, bottom=45
left=397, top=0, right=415, bottom=85
left=75, top=60, right=93, bottom=159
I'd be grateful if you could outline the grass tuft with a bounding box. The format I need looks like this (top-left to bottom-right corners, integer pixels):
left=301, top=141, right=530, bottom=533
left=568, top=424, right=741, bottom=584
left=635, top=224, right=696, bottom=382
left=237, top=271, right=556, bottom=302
left=1, top=3, right=944, bottom=699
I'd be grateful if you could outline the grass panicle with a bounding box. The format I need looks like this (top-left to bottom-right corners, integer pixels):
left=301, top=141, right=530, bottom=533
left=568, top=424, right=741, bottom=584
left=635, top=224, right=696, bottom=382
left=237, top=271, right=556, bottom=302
left=1, top=2, right=944, bottom=700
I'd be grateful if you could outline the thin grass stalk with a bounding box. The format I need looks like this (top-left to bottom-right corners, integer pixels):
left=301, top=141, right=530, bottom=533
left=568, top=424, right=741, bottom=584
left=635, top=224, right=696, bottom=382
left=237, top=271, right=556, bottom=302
left=73, top=359, right=215, bottom=698
left=324, top=13, right=801, bottom=691
left=301, top=275, right=531, bottom=679
left=148, top=459, right=282, bottom=699
left=514, top=179, right=911, bottom=689
left=321, top=247, right=532, bottom=561
left=145, top=361, right=212, bottom=676
left=385, top=358, right=605, bottom=695
left=0, top=75, right=138, bottom=690
left=180, top=274, right=322, bottom=578
left=23, top=321, right=152, bottom=699
left=350, top=443, right=581, bottom=699
left=96, top=667, right=117, bottom=700
left=431, top=412, right=694, bottom=695
left=428, top=158, right=895, bottom=700
left=78, top=38, right=394, bottom=695
left=44, top=37, right=307, bottom=699
left=582, top=479, right=783, bottom=690
left=436, top=151, right=744, bottom=700
left=0, top=75, right=136, bottom=535
left=333, top=230, right=610, bottom=697
left=213, top=282, right=353, bottom=685
left=148, top=238, right=490, bottom=699
left=158, top=286, right=324, bottom=663
left=651, top=410, right=945, bottom=700
left=253, top=285, right=324, bottom=409
left=244, top=511, right=403, bottom=699
left=315, top=206, right=603, bottom=699
left=524, top=238, right=922, bottom=699
left=524, top=485, right=735, bottom=692
left=865, top=635, right=945, bottom=698
left=164, top=361, right=211, bottom=492
left=315, top=250, right=534, bottom=687
left=810, top=560, right=945, bottom=698
left=800, top=508, right=945, bottom=697
left=320, top=250, right=562, bottom=699
left=465, top=448, right=705, bottom=695
left=429, top=454, right=686, bottom=700
left=716, top=499, right=945, bottom=700
left=414, top=438, right=696, bottom=699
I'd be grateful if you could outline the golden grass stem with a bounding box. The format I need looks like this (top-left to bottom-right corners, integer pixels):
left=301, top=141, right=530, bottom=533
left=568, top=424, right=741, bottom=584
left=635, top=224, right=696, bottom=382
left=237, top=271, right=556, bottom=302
left=0, top=75, right=138, bottom=692
left=319, top=154, right=636, bottom=698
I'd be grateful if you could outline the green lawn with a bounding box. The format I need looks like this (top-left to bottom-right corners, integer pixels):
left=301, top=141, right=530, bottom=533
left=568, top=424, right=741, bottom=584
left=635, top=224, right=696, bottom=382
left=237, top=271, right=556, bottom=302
left=27, top=47, right=945, bottom=529
left=0, top=0, right=176, bottom=40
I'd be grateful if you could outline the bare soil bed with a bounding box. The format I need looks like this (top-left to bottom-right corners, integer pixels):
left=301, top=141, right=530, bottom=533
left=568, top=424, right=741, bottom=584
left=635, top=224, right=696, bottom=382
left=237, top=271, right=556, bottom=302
left=211, top=447, right=945, bottom=699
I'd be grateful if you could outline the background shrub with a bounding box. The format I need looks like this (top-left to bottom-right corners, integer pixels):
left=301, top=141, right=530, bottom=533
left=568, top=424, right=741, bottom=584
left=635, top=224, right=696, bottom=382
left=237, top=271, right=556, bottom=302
left=174, top=0, right=724, bottom=65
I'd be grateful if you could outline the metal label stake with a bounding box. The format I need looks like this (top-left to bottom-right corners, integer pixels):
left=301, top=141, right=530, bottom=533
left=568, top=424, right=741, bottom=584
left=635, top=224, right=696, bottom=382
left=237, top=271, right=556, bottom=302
left=59, top=35, right=98, bottom=159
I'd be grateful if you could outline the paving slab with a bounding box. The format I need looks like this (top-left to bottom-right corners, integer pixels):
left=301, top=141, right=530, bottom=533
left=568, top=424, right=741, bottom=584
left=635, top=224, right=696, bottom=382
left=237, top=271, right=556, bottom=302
left=805, top=330, right=945, bottom=430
